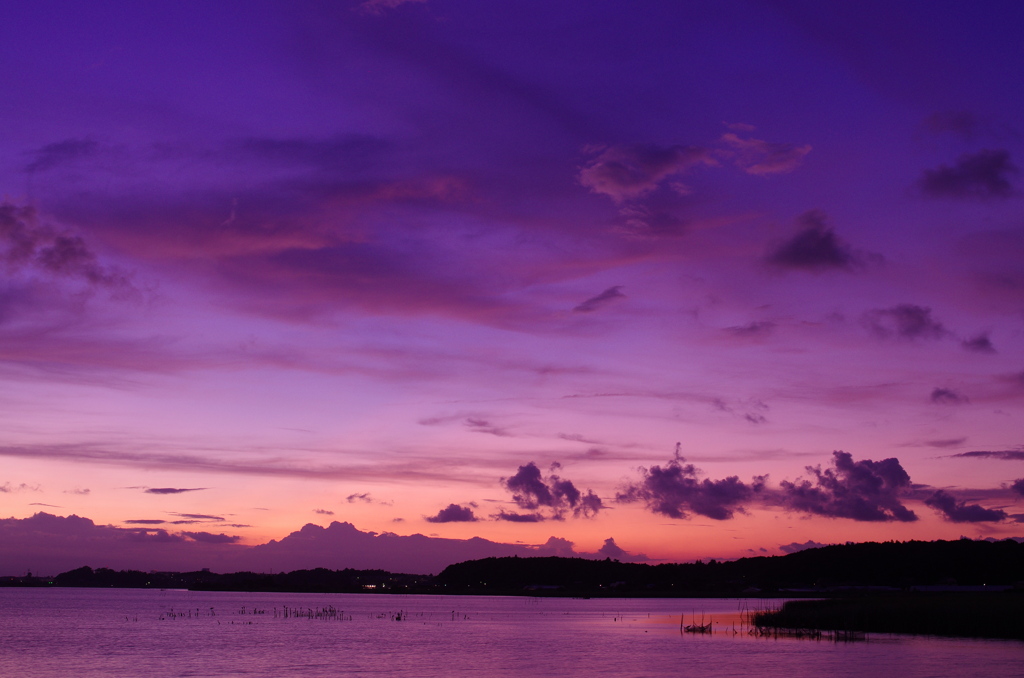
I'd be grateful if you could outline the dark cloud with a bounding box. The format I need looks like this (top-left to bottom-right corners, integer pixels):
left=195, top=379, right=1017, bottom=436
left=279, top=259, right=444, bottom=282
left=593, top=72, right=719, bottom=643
left=962, top=333, right=996, bottom=353
left=424, top=503, right=478, bottom=523
left=930, top=387, right=968, bottom=405
left=1012, top=479, right=1024, bottom=496
left=924, top=490, right=1007, bottom=522
left=920, top=149, right=1017, bottom=199
left=0, top=202, right=128, bottom=289
left=144, top=487, right=206, bottom=495
left=314, top=509, right=334, bottom=515
left=123, top=519, right=167, bottom=525
left=616, top=452, right=762, bottom=520
left=23, top=138, right=100, bottom=173
left=721, top=132, right=811, bottom=175
left=346, top=493, right=373, bottom=503
left=766, top=210, right=860, bottom=272
left=573, top=286, right=625, bottom=313
left=493, top=510, right=546, bottom=522
left=170, top=513, right=225, bottom=521
left=578, top=143, right=715, bottom=204
left=28, top=503, right=60, bottom=508
left=501, top=462, right=604, bottom=519
left=862, top=304, right=947, bottom=340
left=952, top=450, right=1024, bottom=461
left=181, top=531, right=242, bottom=544
left=63, top=488, right=90, bottom=495
left=779, top=540, right=827, bottom=554
left=778, top=451, right=918, bottom=522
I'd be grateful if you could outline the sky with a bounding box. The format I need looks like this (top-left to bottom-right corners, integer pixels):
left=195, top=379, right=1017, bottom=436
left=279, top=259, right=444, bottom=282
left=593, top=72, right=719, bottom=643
left=2, top=0, right=1024, bottom=576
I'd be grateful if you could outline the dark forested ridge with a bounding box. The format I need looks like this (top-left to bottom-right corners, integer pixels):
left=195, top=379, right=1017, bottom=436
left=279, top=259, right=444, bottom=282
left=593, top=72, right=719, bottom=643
left=3, top=538, right=1022, bottom=596
left=434, top=538, right=1024, bottom=595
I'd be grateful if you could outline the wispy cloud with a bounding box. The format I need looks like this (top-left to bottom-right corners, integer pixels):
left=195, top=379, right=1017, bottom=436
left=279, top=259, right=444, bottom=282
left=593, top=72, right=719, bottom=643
left=579, top=144, right=715, bottom=204
left=573, top=286, right=625, bottom=313
left=721, top=131, right=811, bottom=175
left=952, top=450, right=1024, bottom=461
left=930, top=387, right=968, bottom=405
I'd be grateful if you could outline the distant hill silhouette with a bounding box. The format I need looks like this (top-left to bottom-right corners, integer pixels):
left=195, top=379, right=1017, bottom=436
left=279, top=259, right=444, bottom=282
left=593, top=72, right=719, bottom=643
left=4, top=538, right=1021, bottom=596
left=435, top=538, right=1024, bottom=595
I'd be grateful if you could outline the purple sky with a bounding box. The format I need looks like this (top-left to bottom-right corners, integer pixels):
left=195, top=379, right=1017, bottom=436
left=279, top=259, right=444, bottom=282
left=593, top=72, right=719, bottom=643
left=2, top=0, right=1023, bottom=575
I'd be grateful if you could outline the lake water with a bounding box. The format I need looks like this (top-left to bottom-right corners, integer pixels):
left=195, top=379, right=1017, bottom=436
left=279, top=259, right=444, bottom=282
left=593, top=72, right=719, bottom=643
left=0, top=589, right=1020, bottom=677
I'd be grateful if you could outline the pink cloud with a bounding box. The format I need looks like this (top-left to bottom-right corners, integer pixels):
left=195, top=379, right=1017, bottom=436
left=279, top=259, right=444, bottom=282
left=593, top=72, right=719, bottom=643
left=721, top=132, right=811, bottom=175
left=578, top=144, right=715, bottom=203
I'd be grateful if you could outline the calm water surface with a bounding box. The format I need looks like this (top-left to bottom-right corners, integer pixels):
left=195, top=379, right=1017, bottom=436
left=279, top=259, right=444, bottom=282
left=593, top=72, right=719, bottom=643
left=0, top=588, right=1020, bottom=677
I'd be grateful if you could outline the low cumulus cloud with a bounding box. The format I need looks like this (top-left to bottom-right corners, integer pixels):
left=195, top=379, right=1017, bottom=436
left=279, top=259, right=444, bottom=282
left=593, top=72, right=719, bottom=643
left=721, top=131, right=811, bottom=175
left=573, top=286, right=625, bottom=313
left=0, top=513, right=245, bottom=575
left=424, top=503, right=478, bottom=523
left=777, top=451, right=917, bottom=522
left=924, top=490, right=1007, bottom=522
left=766, top=210, right=864, bottom=272
left=779, top=540, right=828, bottom=554
left=578, top=143, right=715, bottom=203
left=617, top=448, right=763, bottom=520
left=920, top=149, right=1017, bottom=199
left=181, top=531, right=242, bottom=544
left=314, top=509, right=334, bottom=516
left=930, top=387, right=968, bottom=405
left=862, top=304, right=947, bottom=340
left=346, top=493, right=373, bottom=503
left=501, top=462, right=604, bottom=520
left=1011, top=479, right=1024, bottom=496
